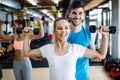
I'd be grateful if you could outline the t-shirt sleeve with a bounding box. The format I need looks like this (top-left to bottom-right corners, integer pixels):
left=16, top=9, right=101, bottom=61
left=73, top=44, right=86, bottom=58
left=40, top=44, right=51, bottom=58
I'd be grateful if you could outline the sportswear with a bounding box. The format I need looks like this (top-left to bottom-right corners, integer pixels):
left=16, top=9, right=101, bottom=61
left=13, top=40, right=23, bottom=50
left=68, top=26, right=91, bottom=80
left=40, top=43, right=86, bottom=80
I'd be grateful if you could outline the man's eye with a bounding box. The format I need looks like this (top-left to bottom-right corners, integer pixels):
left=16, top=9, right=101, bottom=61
left=79, top=12, right=84, bottom=15
left=72, top=12, right=76, bottom=15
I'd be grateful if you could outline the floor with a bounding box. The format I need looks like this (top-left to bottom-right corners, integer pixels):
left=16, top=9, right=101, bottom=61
left=0, top=66, right=114, bottom=80
left=90, top=66, right=114, bottom=80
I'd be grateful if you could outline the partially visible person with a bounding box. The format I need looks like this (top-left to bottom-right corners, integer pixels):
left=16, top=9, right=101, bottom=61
left=0, top=17, right=44, bottom=80
left=0, top=42, right=3, bottom=80
left=0, top=38, right=10, bottom=43
left=0, top=28, right=11, bottom=80
left=23, top=17, right=108, bottom=80
left=0, top=64, right=2, bottom=80
left=68, top=1, right=96, bottom=80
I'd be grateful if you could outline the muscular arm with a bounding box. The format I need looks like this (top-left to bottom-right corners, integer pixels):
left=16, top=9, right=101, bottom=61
left=84, top=34, right=108, bottom=59
left=29, top=55, right=43, bottom=61
left=23, top=35, right=43, bottom=59
left=89, top=33, right=96, bottom=50
left=0, top=20, right=14, bottom=41
left=30, top=18, right=44, bottom=40
left=84, top=26, right=108, bottom=59
left=89, top=32, right=101, bottom=61
left=0, top=38, right=10, bottom=43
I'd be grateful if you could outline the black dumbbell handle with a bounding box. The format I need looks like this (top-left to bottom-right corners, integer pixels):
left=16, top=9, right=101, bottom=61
left=89, top=25, right=116, bottom=34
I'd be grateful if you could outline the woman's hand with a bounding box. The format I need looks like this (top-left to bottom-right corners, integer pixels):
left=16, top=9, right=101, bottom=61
left=0, top=20, right=4, bottom=26
left=35, top=17, right=43, bottom=25
left=23, top=27, right=32, bottom=38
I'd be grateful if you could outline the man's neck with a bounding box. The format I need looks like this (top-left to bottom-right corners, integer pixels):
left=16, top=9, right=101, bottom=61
left=70, top=23, right=82, bottom=32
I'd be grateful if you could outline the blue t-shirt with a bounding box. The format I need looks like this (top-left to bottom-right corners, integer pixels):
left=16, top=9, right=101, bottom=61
left=68, top=26, right=91, bottom=80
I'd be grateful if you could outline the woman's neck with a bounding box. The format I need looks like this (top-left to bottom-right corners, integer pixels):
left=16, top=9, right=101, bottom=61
left=54, top=40, right=69, bottom=55
left=55, top=41, right=68, bottom=49
left=16, top=33, right=24, bottom=40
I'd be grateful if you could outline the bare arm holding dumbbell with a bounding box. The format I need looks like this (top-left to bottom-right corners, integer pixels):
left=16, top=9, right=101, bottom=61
left=29, top=17, right=44, bottom=40
left=89, top=25, right=116, bottom=60
left=0, top=19, right=14, bottom=41
left=84, top=26, right=109, bottom=59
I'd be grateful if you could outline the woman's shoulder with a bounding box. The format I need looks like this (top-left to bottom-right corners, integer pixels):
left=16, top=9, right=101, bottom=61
left=41, top=43, right=54, bottom=48
left=8, top=34, right=15, bottom=41
left=69, top=43, right=85, bottom=49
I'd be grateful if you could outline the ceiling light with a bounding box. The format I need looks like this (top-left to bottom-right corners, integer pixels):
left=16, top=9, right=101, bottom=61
left=54, top=0, right=58, bottom=6
left=47, top=13, right=50, bottom=16
left=41, top=10, right=47, bottom=14
left=33, top=14, right=38, bottom=17
left=27, top=0, right=37, bottom=5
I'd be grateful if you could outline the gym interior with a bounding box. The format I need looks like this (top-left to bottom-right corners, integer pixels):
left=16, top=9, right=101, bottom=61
left=0, top=0, right=120, bottom=80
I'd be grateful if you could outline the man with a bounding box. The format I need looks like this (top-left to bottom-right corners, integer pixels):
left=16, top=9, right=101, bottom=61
left=68, top=1, right=96, bottom=80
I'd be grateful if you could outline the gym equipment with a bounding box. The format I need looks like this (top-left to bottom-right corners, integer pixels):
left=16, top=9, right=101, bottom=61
left=16, top=27, right=23, bottom=34
left=41, top=16, right=45, bottom=21
left=33, top=28, right=39, bottom=35
left=89, top=25, right=116, bottom=34
left=4, top=20, right=9, bottom=25
left=30, top=17, right=34, bottom=21
left=0, top=44, right=14, bottom=57
left=109, top=59, right=120, bottom=80
left=7, top=44, right=14, bottom=53
left=0, top=47, right=6, bottom=56
left=48, top=34, right=54, bottom=41
left=0, top=64, right=3, bottom=78
left=16, top=27, right=40, bottom=35
left=110, top=67, right=120, bottom=80
left=104, top=57, right=120, bottom=79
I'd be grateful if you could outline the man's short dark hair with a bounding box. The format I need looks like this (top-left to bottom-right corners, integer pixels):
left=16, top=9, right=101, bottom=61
left=70, top=0, right=84, bottom=9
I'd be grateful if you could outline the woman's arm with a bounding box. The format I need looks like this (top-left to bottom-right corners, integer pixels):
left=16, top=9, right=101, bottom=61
left=23, top=32, right=43, bottom=58
left=0, top=20, right=14, bottom=41
left=0, top=38, right=10, bottom=43
left=29, top=55, right=43, bottom=61
left=30, top=17, right=44, bottom=40
left=84, top=26, right=108, bottom=59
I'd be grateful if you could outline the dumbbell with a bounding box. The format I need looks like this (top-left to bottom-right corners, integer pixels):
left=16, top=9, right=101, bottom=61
left=33, top=28, right=39, bottom=35
left=16, top=27, right=23, bottom=34
left=89, top=25, right=116, bottom=34
left=4, top=20, right=9, bottom=25
left=16, top=27, right=39, bottom=35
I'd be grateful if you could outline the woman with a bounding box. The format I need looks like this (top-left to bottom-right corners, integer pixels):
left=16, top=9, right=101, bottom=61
left=23, top=17, right=108, bottom=80
left=0, top=17, right=44, bottom=80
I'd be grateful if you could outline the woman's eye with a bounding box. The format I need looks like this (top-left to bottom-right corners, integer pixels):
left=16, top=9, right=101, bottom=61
left=65, top=27, right=69, bottom=29
left=57, top=28, right=62, bottom=30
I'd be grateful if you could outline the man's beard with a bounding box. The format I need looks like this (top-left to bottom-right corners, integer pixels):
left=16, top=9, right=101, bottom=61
left=71, top=19, right=83, bottom=26
left=71, top=20, right=80, bottom=26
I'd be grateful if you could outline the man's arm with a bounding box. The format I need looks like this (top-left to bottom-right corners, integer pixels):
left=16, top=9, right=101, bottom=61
left=84, top=26, right=108, bottom=59
left=89, top=33, right=96, bottom=50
